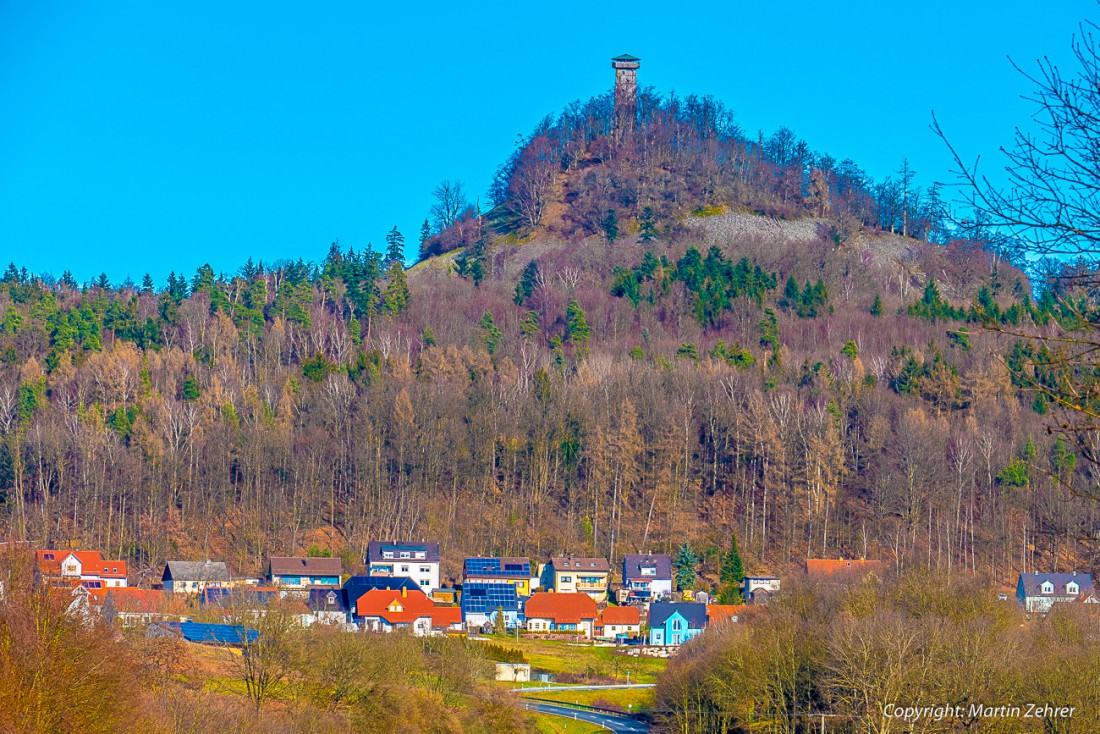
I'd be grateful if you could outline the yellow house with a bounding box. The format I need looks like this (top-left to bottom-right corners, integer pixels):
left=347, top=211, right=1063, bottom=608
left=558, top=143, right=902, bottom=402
left=541, top=556, right=610, bottom=601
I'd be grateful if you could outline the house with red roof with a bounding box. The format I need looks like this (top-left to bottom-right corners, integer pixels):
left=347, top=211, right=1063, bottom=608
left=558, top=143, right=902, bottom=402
left=594, top=604, right=641, bottom=641
left=524, top=592, right=599, bottom=637
left=355, top=587, right=462, bottom=636
left=36, top=549, right=128, bottom=589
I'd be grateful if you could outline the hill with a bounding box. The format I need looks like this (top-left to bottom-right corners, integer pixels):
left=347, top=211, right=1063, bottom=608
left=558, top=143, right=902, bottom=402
left=0, top=81, right=1089, bottom=591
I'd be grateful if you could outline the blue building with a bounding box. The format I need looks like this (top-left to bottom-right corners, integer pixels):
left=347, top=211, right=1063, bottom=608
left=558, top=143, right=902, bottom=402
left=461, top=581, right=523, bottom=629
left=647, top=602, right=707, bottom=646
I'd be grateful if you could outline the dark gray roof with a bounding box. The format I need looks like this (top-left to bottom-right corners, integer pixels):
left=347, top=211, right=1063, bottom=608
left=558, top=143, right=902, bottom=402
left=308, top=587, right=349, bottom=612
left=551, top=556, right=610, bottom=572
left=268, top=556, right=344, bottom=577
left=648, top=601, right=708, bottom=630
left=162, top=560, right=229, bottom=583
left=367, top=541, right=440, bottom=563
left=612, top=54, right=641, bottom=62
left=1019, top=572, right=1095, bottom=597
left=622, top=553, right=672, bottom=581
left=343, top=575, right=421, bottom=609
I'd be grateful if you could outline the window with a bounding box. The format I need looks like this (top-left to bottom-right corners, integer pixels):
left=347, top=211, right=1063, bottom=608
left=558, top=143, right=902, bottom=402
left=420, top=579, right=429, bottom=586
left=401, top=565, right=410, bottom=573
left=1068, top=582, right=1079, bottom=595
left=671, top=619, right=682, bottom=631
left=1041, top=581, right=1054, bottom=594
left=561, top=576, right=572, bottom=583
left=400, top=551, right=411, bottom=559
left=420, top=566, right=431, bottom=573
left=383, top=551, right=394, bottom=559
left=641, top=567, right=656, bottom=576
left=415, top=552, right=426, bottom=559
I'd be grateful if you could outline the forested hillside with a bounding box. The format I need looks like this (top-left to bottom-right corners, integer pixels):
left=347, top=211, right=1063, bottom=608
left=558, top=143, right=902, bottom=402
left=0, top=85, right=1096, bottom=587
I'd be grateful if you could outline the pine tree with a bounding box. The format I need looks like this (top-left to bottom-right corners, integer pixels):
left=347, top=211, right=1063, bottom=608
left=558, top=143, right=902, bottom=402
left=514, top=261, right=540, bottom=306
left=385, top=226, right=406, bottom=267
left=382, top=261, right=410, bottom=314
left=566, top=300, right=590, bottom=353
left=602, top=209, right=619, bottom=244
left=418, top=219, right=432, bottom=260
left=639, top=206, right=657, bottom=242
left=718, top=532, right=745, bottom=603
left=870, top=293, right=883, bottom=316
left=479, top=312, right=502, bottom=355
left=673, top=544, right=698, bottom=590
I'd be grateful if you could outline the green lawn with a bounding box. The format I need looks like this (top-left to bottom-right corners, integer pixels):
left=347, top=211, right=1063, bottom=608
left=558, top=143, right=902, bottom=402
left=530, top=713, right=607, bottom=734
left=477, top=634, right=666, bottom=684
left=524, top=687, right=655, bottom=714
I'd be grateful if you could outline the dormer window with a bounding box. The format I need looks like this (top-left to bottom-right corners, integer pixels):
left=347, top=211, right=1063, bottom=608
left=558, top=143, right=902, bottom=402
left=1068, top=582, right=1079, bottom=595
left=383, top=551, right=394, bottom=559
left=415, top=552, right=426, bottom=559
left=400, top=552, right=411, bottom=559
left=1041, top=581, right=1055, bottom=594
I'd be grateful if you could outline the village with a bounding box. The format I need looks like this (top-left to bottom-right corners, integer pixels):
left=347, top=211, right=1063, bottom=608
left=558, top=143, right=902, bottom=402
left=31, top=542, right=1099, bottom=672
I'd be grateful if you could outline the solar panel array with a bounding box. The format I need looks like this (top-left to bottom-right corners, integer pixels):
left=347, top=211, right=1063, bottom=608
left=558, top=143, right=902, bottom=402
left=461, top=582, right=520, bottom=613
left=464, top=557, right=530, bottom=576
left=168, top=622, right=259, bottom=645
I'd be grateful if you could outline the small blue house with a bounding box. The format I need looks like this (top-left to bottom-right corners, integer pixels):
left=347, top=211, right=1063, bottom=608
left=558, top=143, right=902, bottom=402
left=648, top=601, right=707, bottom=646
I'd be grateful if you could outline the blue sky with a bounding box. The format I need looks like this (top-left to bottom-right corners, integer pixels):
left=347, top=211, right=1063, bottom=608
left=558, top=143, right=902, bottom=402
left=0, top=1, right=1094, bottom=284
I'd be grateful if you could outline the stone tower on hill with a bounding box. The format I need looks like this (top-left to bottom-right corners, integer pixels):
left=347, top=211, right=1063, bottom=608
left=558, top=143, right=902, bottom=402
left=612, top=54, right=640, bottom=129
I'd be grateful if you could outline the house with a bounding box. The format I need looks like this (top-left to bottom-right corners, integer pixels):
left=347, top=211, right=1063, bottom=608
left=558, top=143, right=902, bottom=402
left=307, top=586, right=352, bottom=625
left=804, top=558, right=884, bottom=579
left=494, top=662, right=532, bottom=682
left=460, top=580, right=523, bottom=630
left=355, top=587, right=461, bottom=636
left=541, top=556, right=610, bottom=601
left=648, top=601, right=707, bottom=646
left=96, top=588, right=187, bottom=628
left=1017, top=572, right=1097, bottom=613
left=162, top=560, right=230, bottom=594
left=367, top=541, right=441, bottom=591
left=594, top=605, right=641, bottom=642
left=621, top=553, right=673, bottom=602
left=342, top=575, right=422, bottom=612
left=201, top=585, right=279, bottom=608
left=266, top=556, right=343, bottom=591
left=463, top=557, right=536, bottom=597
left=743, top=576, right=781, bottom=603
left=707, top=604, right=746, bottom=626
left=36, top=549, right=128, bottom=589
left=524, top=592, right=598, bottom=637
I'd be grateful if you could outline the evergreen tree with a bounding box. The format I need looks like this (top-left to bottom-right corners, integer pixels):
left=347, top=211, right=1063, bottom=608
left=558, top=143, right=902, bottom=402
left=673, top=544, right=698, bottom=590
left=385, top=226, right=406, bottom=267
left=514, top=261, right=540, bottom=306
left=418, top=219, right=432, bottom=259
left=602, top=209, right=619, bottom=244
left=870, top=293, right=883, bottom=316
left=493, top=605, right=506, bottom=635
left=718, top=532, right=745, bottom=603
left=479, top=311, right=502, bottom=355
left=639, top=206, right=657, bottom=242
left=566, top=300, right=590, bottom=357
left=382, top=261, right=410, bottom=314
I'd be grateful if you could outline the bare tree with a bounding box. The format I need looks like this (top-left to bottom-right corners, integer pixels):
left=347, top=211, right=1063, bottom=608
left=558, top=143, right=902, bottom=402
left=430, top=179, right=469, bottom=232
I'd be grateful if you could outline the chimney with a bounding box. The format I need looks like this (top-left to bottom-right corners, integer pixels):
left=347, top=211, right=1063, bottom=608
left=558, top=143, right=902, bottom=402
left=401, top=587, right=407, bottom=598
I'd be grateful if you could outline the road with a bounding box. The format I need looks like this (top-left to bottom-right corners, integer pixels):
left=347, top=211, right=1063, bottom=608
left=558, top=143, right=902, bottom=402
left=515, top=683, right=655, bottom=692
left=523, top=701, right=650, bottom=733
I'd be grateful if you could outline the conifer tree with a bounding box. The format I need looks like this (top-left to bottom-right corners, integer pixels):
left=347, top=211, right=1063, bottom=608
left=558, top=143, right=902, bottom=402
left=382, top=261, right=409, bottom=314
left=385, top=226, right=406, bottom=267
left=673, top=544, right=698, bottom=590
left=514, top=261, right=540, bottom=306
left=639, top=206, right=657, bottom=242
left=718, top=532, right=745, bottom=603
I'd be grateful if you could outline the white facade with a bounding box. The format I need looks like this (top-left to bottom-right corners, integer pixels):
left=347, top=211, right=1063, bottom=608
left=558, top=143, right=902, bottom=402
left=369, top=552, right=440, bottom=591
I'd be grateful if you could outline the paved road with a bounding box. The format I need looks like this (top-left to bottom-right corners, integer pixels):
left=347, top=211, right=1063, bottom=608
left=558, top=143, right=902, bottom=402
left=524, top=701, right=650, bottom=733
left=516, top=683, right=655, bottom=692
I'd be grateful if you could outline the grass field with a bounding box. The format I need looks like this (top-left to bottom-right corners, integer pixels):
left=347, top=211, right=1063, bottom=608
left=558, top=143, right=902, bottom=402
left=530, top=714, right=607, bottom=734
left=478, top=635, right=667, bottom=684
left=523, top=687, right=655, bottom=714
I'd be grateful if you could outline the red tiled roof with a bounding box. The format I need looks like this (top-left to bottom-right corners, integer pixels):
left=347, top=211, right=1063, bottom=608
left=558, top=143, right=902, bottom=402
left=36, top=549, right=127, bottom=579
left=356, top=588, right=438, bottom=625
left=804, top=558, right=884, bottom=578
left=525, top=592, right=598, bottom=624
left=706, top=604, right=746, bottom=625
left=597, top=606, right=640, bottom=626
left=431, top=605, right=463, bottom=629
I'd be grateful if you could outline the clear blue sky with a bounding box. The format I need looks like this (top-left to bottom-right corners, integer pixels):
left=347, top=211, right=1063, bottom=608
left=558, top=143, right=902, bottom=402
left=0, top=1, right=1094, bottom=284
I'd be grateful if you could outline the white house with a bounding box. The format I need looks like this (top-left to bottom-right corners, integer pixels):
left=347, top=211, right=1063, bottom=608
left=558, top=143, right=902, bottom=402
left=367, top=541, right=440, bottom=591
left=162, top=560, right=230, bottom=594
left=1017, top=572, right=1097, bottom=613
